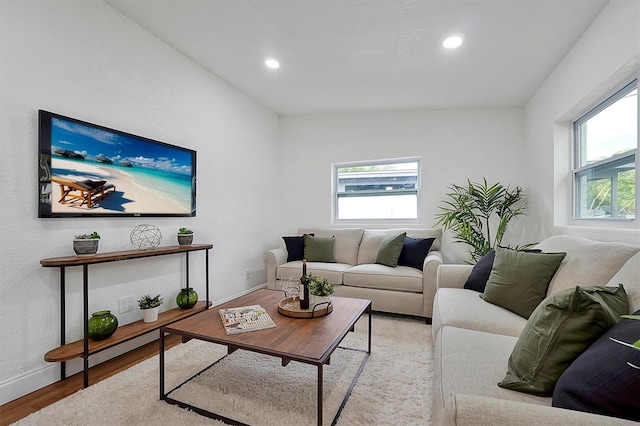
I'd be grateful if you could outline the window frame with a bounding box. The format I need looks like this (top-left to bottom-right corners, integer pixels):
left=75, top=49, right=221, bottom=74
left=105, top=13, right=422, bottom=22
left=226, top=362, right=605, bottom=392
left=572, top=79, right=637, bottom=221
left=332, top=157, right=421, bottom=224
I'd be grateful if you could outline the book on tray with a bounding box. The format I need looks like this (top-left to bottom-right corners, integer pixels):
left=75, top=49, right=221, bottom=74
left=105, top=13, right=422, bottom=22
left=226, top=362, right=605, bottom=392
left=219, top=305, right=276, bottom=335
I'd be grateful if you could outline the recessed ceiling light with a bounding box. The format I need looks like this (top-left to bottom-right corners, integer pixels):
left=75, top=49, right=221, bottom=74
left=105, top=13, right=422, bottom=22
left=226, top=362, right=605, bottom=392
left=265, top=58, right=280, bottom=69
left=443, top=35, right=463, bottom=49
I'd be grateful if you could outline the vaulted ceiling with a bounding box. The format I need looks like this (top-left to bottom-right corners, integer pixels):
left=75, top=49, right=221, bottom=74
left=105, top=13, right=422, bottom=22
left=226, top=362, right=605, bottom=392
left=105, top=0, right=608, bottom=115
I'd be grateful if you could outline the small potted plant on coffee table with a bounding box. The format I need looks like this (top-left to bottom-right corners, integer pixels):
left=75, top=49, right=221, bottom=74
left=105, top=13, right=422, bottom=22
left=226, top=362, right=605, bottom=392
left=73, top=232, right=100, bottom=256
left=138, top=293, right=163, bottom=322
left=308, top=274, right=334, bottom=305
left=177, top=227, right=193, bottom=246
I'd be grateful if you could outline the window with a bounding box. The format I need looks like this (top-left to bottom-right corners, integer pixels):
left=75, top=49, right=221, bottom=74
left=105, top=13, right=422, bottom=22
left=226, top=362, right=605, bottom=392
left=573, top=80, right=637, bottom=219
left=334, top=158, right=419, bottom=221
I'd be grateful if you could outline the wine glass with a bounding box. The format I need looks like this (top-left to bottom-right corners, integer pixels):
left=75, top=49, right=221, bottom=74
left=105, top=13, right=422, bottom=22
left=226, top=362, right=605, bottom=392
left=281, top=277, right=292, bottom=308
left=288, top=284, right=299, bottom=309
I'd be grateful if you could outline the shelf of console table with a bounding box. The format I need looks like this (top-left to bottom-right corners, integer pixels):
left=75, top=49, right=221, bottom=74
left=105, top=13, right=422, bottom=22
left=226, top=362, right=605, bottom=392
left=44, top=301, right=211, bottom=362
left=41, top=243, right=213, bottom=388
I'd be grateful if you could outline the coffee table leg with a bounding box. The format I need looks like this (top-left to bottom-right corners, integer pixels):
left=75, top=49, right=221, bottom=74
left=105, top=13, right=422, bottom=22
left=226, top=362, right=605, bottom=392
left=317, top=363, right=323, bottom=426
left=368, top=304, right=372, bottom=354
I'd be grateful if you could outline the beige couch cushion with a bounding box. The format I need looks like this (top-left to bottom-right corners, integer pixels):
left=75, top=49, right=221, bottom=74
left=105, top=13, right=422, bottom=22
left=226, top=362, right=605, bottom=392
left=535, top=235, right=639, bottom=296
left=343, top=264, right=423, bottom=292
left=606, top=252, right=640, bottom=312
left=452, top=394, right=637, bottom=426
left=433, top=326, right=550, bottom=426
left=357, top=228, right=442, bottom=265
left=432, top=288, right=528, bottom=339
left=298, top=228, right=363, bottom=265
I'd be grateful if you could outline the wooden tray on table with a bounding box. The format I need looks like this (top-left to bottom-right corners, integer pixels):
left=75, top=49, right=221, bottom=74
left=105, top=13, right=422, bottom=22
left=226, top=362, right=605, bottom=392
left=277, top=297, right=333, bottom=318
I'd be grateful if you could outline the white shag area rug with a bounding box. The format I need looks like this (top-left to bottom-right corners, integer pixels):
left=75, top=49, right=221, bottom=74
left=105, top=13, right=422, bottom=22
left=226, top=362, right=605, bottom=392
left=14, top=314, right=433, bottom=426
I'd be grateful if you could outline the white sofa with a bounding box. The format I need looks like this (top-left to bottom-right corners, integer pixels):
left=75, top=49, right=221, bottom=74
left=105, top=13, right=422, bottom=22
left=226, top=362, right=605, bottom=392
left=264, top=227, right=443, bottom=318
left=431, top=235, right=640, bottom=425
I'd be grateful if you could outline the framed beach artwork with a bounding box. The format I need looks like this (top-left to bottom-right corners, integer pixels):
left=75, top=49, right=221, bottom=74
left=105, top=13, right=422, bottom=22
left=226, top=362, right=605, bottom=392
left=38, top=110, right=197, bottom=218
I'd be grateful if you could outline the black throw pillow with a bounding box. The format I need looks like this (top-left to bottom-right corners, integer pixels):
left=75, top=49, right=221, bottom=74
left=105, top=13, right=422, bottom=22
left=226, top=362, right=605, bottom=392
left=282, top=234, right=313, bottom=262
left=397, top=237, right=435, bottom=270
left=552, top=308, right=640, bottom=422
left=463, top=250, right=495, bottom=292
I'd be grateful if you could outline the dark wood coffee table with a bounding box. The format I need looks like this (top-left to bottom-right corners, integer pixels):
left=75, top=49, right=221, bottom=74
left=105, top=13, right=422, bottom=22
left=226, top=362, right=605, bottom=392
left=159, top=288, right=372, bottom=425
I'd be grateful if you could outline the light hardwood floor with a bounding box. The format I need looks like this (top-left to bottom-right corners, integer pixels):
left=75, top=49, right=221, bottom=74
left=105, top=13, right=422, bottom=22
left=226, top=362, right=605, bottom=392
left=0, top=335, right=182, bottom=425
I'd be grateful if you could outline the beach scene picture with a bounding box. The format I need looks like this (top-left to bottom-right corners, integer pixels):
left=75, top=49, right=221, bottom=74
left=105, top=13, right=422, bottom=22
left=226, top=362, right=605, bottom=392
left=39, top=112, right=196, bottom=217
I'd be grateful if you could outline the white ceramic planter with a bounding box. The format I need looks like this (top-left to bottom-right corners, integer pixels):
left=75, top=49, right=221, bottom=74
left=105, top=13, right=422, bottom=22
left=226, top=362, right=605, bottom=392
left=142, top=306, right=159, bottom=323
left=313, top=295, right=331, bottom=305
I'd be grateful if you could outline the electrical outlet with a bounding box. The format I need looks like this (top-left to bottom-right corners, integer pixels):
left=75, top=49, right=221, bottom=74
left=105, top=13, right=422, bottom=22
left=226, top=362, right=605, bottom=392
left=118, top=296, right=135, bottom=313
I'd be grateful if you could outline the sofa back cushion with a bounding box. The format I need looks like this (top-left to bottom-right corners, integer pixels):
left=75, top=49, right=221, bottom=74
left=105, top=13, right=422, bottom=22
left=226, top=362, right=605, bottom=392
left=298, top=228, right=363, bottom=265
left=357, top=228, right=442, bottom=265
left=606, top=252, right=640, bottom=313
left=534, top=235, right=639, bottom=297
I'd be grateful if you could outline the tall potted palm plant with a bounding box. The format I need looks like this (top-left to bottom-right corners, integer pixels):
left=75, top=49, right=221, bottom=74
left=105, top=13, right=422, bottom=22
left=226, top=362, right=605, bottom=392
left=435, top=178, right=527, bottom=262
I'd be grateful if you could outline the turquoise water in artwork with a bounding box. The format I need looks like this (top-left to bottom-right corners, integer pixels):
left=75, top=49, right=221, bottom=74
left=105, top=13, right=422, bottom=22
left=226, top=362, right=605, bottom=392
left=52, top=157, right=193, bottom=212
left=116, top=163, right=193, bottom=210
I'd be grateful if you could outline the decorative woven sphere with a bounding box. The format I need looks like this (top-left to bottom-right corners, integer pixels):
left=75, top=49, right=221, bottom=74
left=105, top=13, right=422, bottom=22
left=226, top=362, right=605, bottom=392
left=130, top=224, right=162, bottom=250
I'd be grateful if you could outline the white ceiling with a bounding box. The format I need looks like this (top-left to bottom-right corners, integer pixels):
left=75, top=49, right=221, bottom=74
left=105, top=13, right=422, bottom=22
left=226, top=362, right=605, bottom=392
left=105, top=0, right=609, bottom=115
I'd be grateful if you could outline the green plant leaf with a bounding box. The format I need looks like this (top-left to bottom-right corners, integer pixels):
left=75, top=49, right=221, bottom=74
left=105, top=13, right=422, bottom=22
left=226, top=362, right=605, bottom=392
left=622, top=315, right=640, bottom=320
left=434, top=178, right=530, bottom=262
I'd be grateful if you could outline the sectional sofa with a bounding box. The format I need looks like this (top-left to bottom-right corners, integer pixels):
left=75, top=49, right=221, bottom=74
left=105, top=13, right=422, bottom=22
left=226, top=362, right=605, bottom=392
left=264, top=227, right=442, bottom=318
left=432, top=235, right=640, bottom=425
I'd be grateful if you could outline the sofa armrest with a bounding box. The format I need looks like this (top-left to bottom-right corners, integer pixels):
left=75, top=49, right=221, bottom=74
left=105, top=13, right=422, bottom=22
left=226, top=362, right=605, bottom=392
left=263, top=248, right=287, bottom=290
left=422, top=250, right=443, bottom=318
left=454, top=394, right=637, bottom=426
left=436, top=264, right=473, bottom=289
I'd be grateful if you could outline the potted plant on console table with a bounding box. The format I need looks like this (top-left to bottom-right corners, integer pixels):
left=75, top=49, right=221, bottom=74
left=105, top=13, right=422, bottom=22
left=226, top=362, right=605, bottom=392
left=177, top=227, right=193, bottom=246
left=308, top=274, right=334, bottom=305
left=73, top=232, right=100, bottom=256
left=138, top=294, right=163, bottom=322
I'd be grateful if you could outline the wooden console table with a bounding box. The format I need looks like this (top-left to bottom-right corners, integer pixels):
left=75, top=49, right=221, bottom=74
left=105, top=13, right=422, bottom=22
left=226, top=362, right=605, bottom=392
left=41, top=244, right=213, bottom=388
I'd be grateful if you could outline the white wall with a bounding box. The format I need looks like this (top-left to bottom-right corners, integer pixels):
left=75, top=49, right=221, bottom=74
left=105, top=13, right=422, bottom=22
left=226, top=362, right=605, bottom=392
left=279, top=108, right=527, bottom=263
left=523, top=0, right=640, bottom=244
left=0, top=0, right=280, bottom=404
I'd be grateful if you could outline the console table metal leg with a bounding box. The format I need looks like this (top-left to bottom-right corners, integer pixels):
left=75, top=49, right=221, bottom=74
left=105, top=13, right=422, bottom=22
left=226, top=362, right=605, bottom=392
left=83, top=264, right=89, bottom=388
left=205, top=249, right=210, bottom=309
left=185, top=251, right=190, bottom=288
left=60, top=267, right=66, bottom=381
left=317, top=364, right=324, bottom=426
left=159, top=329, right=165, bottom=401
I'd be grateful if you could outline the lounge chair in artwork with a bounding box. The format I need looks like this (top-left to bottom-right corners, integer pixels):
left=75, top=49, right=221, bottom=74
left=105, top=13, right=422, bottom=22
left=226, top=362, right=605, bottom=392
left=52, top=177, right=116, bottom=209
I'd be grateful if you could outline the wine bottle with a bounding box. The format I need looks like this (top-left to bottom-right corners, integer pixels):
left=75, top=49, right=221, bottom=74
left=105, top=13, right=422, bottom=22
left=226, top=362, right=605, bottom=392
left=300, top=259, right=310, bottom=309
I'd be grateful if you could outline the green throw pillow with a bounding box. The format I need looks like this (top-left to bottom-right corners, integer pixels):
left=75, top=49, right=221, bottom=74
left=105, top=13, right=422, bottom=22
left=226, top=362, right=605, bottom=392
left=481, top=246, right=566, bottom=318
left=375, top=233, right=406, bottom=267
left=303, top=234, right=336, bottom=263
left=499, top=284, right=628, bottom=396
